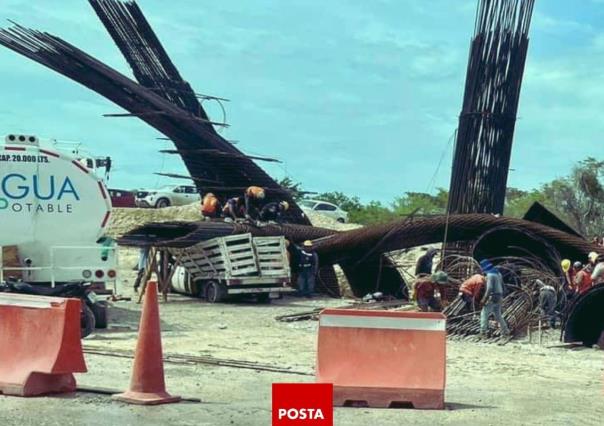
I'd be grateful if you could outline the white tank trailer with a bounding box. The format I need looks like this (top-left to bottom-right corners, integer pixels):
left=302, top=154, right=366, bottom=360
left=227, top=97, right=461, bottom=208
left=0, top=133, right=117, bottom=286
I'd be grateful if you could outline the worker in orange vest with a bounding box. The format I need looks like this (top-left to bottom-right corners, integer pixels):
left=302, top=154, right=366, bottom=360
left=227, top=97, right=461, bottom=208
left=574, top=262, right=593, bottom=295
left=458, top=273, right=486, bottom=312
left=200, top=193, right=222, bottom=219
left=244, top=186, right=266, bottom=220
left=414, top=271, right=448, bottom=312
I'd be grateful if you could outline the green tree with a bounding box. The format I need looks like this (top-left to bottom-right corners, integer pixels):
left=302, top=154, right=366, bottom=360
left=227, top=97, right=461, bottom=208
left=391, top=188, right=448, bottom=216
left=315, top=191, right=363, bottom=212
left=277, top=177, right=304, bottom=200
left=504, top=187, right=548, bottom=218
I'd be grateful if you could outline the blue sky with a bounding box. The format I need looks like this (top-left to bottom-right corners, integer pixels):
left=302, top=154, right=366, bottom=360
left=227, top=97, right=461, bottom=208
left=0, top=0, right=603, bottom=204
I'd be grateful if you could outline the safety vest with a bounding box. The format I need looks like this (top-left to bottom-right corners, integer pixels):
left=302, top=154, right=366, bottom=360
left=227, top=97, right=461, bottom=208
left=298, top=250, right=315, bottom=270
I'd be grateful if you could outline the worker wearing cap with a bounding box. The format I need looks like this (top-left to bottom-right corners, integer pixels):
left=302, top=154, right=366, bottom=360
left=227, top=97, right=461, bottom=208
left=259, top=201, right=289, bottom=224
left=415, top=271, right=447, bottom=312
left=244, top=186, right=265, bottom=220
left=458, top=273, right=486, bottom=312
left=536, top=279, right=557, bottom=328
left=201, top=192, right=222, bottom=219
left=296, top=240, right=319, bottom=298
left=479, top=259, right=510, bottom=337
left=415, top=247, right=438, bottom=277
left=223, top=196, right=245, bottom=221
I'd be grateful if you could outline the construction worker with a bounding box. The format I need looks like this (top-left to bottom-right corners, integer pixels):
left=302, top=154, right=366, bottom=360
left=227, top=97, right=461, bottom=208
left=295, top=240, right=319, bottom=298
left=244, top=185, right=266, bottom=220
left=200, top=192, right=222, bottom=219
left=133, top=246, right=150, bottom=292
left=415, top=247, right=438, bottom=277
left=536, top=279, right=557, bottom=328
left=574, top=260, right=593, bottom=295
left=223, top=196, right=245, bottom=221
left=590, top=252, right=604, bottom=285
left=259, top=201, right=289, bottom=223
left=479, top=259, right=510, bottom=337
left=415, top=271, right=448, bottom=312
left=458, top=273, right=486, bottom=312
left=561, top=259, right=572, bottom=289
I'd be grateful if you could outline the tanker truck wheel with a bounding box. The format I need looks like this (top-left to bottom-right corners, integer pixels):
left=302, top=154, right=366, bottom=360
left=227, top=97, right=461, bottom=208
left=91, top=301, right=108, bottom=329
left=81, top=305, right=96, bottom=338
left=205, top=281, right=227, bottom=303
left=156, top=198, right=170, bottom=208
left=257, top=293, right=271, bottom=304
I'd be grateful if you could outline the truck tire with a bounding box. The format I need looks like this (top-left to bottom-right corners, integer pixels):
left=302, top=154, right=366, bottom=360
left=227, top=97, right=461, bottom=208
left=257, top=293, right=271, bottom=304
left=205, top=281, right=227, bottom=303
left=337, top=218, right=345, bottom=223
left=156, top=198, right=170, bottom=208
left=81, top=305, right=96, bottom=338
left=91, top=302, right=108, bottom=329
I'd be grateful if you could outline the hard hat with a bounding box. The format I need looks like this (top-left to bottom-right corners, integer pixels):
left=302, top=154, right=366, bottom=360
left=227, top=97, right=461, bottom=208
left=280, top=201, right=289, bottom=210
left=431, top=271, right=448, bottom=285
left=479, top=259, right=496, bottom=273
left=303, top=240, right=313, bottom=247
left=205, top=192, right=215, bottom=198
left=561, top=259, right=571, bottom=273
left=588, top=251, right=599, bottom=263
left=573, top=261, right=582, bottom=269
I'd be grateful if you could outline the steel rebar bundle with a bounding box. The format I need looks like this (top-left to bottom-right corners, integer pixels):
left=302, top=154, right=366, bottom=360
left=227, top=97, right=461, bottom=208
left=443, top=255, right=565, bottom=342
left=448, top=0, right=535, bottom=215
left=0, top=6, right=343, bottom=293
left=89, top=0, right=215, bottom=131
left=118, top=214, right=600, bottom=297
left=0, top=19, right=304, bottom=223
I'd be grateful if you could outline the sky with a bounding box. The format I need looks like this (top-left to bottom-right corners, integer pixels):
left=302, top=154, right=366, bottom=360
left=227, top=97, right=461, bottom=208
left=0, top=0, right=603, bottom=204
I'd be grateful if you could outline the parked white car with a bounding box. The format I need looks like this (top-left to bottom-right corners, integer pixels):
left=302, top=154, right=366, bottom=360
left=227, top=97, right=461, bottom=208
left=300, top=199, right=348, bottom=223
left=135, top=185, right=200, bottom=208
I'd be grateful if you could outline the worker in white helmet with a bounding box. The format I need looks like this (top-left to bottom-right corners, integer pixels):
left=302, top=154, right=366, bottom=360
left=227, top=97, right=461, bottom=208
left=589, top=252, right=604, bottom=285
left=259, top=200, right=289, bottom=224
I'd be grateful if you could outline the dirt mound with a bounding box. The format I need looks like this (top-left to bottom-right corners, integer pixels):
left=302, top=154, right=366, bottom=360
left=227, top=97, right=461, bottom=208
left=304, top=211, right=362, bottom=231
left=107, top=204, right=201, bottom=239
left=107, top=204, right=361, bottom=239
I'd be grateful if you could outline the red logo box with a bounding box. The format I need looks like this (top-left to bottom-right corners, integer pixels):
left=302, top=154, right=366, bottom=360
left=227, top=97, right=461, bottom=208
left=272, top=383, right=333, bottom=425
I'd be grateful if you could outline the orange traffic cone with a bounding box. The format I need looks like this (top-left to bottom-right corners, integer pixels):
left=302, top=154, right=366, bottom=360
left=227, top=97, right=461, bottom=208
left=113, top=281, right=181, bottom=405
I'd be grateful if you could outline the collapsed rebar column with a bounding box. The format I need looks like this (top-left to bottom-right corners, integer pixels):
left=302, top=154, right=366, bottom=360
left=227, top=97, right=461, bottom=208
left=448, top=0, right=535, bottom=215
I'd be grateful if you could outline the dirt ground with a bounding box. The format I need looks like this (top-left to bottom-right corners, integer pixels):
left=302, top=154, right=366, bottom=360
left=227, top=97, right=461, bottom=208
left=1, top=252, right=604, bottom=425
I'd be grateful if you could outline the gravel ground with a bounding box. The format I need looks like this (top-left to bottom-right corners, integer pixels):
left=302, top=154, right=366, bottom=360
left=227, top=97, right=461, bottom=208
left=1, top=266, right=603, bottom=425
left=2, top=219, right=603, bottom=425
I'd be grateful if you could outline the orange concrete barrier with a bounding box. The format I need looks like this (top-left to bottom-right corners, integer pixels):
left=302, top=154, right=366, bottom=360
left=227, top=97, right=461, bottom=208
left=316, top=309, right=446, bottom=409
left=0, top=293, right=87, bottom=396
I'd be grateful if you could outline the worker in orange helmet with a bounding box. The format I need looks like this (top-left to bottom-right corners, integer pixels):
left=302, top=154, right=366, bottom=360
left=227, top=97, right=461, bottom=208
left=200, top=192, right=222, bottom=219
left=244, top=185, right=266, bottom=220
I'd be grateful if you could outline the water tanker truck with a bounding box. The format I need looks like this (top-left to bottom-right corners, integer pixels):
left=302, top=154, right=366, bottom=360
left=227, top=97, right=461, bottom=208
left=0, top=133, right=117, bottom=328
